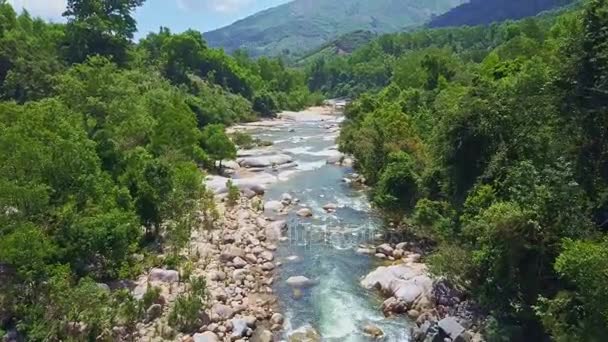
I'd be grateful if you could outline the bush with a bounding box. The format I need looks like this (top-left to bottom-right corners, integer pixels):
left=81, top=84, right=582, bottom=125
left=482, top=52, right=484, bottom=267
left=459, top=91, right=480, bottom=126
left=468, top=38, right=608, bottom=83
left=167, top=276, right=207, bottom=333
left=226, top=180, right=240, bottom=207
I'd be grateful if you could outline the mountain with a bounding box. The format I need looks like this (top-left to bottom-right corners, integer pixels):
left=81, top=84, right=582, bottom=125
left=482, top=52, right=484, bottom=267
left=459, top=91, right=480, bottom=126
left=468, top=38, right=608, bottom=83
left=295, top=30, right=377, bottom=65
left=428, top=0, right=576, bottom=28
left=204, top=0, right=466, bottom=58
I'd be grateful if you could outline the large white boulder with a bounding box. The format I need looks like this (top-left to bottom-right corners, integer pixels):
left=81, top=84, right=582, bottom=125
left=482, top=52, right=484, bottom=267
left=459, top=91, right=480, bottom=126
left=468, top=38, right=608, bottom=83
left=361, top=263, right=432, bottom=306
left=238, top=154, right=293, bottom=168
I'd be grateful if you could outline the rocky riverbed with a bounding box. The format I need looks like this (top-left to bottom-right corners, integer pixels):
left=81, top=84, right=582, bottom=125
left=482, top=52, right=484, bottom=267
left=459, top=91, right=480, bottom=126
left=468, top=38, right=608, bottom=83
left=126, top=106, right=486, bottom=342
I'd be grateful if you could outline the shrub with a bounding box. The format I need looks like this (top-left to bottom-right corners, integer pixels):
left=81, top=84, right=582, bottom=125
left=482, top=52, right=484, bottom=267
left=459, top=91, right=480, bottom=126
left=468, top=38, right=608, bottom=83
left=226, top=180, right=240, bottom=207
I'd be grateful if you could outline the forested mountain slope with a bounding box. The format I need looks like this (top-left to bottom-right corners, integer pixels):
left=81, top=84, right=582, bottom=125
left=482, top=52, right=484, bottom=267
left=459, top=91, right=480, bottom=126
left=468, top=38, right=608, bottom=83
left=304, top=0, right=608, bottom=340
left=204, top=0, right=466, bottom=58
left=429, top=0, right=576, bottom=27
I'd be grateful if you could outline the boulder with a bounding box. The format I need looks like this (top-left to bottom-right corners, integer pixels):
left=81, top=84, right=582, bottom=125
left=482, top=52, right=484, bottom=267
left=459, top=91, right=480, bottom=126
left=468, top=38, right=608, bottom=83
left=149, top=268, right=179, bottom=283
left=438, top=317, right=466, bottom=341
left=361, top=263, right=432, bottom=306
left=322, top=203, right=338, bottom=212
left=356, top=248, right=373, bottom=255
left=220, top=246, right=245, bottom=262
left=270, top=313, right=284, bottom=325
left=362, top=324, right=384, bottom=338
left=286, top=276, right=316, bottom=288
left=231, top=318, right=250, bottom=338
left=259, top=251, right=274, bottom=262
left=265, top=201, right=284, bottom=212
left=233, top=269, right=249, bottom=281
left=250, top=327, right=273, bottom=342
left=296, top=208, right=313, bottom=217
left=376, top=243, right=394, bottom=255
left=288, top=324, right=321, bottom=342
left=211, top=304, right=235, bottom=321
left=207, top=270, right=226, bottom=282
left=396, top=242, right=408, bottom=250
left=265, top=220, right=286, bottom=242
left=261, top=262, right=275, bottom=271
left=233, top=257, right=248, bottom=268
left=281, top=193, right=293, bottom=205
left=239, top=154, right=293, bottom=168
left=193, top=332, right=220, bottom=342
left=145, top=304, right=163, bottom=322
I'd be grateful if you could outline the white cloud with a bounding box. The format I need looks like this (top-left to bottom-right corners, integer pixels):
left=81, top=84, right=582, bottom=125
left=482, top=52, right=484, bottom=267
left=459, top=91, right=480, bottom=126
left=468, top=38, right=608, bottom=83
left=8, top=0, right=67, bottom=20
left=177, top=0, right=253, bottom=13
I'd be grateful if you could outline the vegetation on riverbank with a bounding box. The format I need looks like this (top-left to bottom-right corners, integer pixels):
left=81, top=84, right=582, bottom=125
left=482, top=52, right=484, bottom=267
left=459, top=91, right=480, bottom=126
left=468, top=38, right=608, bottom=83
left=0, top=0, right=318, bottom=339
left=322, top=1, right=608, bottom=340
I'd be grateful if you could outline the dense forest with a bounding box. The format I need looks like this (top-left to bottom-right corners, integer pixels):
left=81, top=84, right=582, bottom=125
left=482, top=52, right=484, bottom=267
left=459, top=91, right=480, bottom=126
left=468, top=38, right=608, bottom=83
left=428, top=0, right=575, bottom=28
left=2, top=0, right=608, bottom=340
left=0, top=0, right=319, bottom=339
left=307, top=0, right=608, bottom=340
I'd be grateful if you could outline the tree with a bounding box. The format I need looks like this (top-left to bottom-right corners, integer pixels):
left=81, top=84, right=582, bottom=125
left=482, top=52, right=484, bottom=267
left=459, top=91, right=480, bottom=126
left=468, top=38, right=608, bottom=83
left=63, top=0, right=146, bottom=64
left=201, top=124, right=236, bottom=169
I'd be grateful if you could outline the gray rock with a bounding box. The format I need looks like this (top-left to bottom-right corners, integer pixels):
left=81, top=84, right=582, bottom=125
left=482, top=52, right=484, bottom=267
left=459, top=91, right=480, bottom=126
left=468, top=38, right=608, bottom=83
left=376, top=243, right=394, bottom=255
left=265, top=220, right=286, bottom=242
left=286, top=276, right=316, bottom=288
left=149, top=268, right=179, bottom=283
left=270, top=312, right=284, bottom=325
left=245, top=254, right=258, bottom=264
left=233, top=257, right=248, bottom=268
left=296, top=208, right=313, bottom=217
left=220, top=246, right=245, bottom=262
left=259, top=251, right=274, bottom=261
left=239, top=154, right=293, bottom=168
left=265, top=201, right=284, bottom=212
left=207, top=270, right=226, bottom=281
left=322, top=203, right=338, bottom=212
left=281, top=193, right=293, bottom=205
left=288, top=324, right=321, bottom=342
left=261, top=262, right=275, bottom=271
left=211, top=304, right=235, bottom=321
left=396, top=242, right=408, bottom=250
left=362, top=324, right=384, bottom=338
left=233, top=269, right=249, bottom=281
left=250, top=327, right=273, bottom=342
left=193, top=332, right=220, bottom=342
left=145, top=304, right=163, bottom=322
left=356, top=248, right=373, bottom=255
left=231, top=318, right=249, bottom=338
left=438, top=317, right=465, bottom=341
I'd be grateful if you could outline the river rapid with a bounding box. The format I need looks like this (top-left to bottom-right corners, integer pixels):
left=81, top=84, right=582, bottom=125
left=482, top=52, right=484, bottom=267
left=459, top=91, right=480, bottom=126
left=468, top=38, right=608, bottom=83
left=232, top=108, right=412, bottom=341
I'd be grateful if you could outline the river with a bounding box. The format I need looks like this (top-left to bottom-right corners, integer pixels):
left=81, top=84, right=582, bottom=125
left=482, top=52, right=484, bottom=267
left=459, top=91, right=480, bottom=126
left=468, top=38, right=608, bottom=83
left=232, top=108, right=412, bottom=341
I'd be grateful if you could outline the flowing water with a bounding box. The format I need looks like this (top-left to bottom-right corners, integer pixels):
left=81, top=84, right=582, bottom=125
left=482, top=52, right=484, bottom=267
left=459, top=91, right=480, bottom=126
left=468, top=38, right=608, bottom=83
left=237, top=112, right=412, bottom=341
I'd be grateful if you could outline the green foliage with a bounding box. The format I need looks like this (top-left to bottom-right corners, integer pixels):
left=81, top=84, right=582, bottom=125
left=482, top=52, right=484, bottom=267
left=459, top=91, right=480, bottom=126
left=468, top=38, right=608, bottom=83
left=167, top=276, right=208, bottom=333
left=226, top=180, right=240, bottom=207
left=331, top=2, right=608, bottom=338
left=0, top=1, right=319, bottom=338
left=201, top=124, right=237, bottom=168
left=63, top=0, right=145, bottom=65
left=373, top=151, right=421, bottom=211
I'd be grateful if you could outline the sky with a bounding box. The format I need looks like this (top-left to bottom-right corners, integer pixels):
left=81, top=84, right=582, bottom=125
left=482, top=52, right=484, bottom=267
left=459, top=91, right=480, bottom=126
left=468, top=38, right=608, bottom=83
left=7, top=0, right=291, bottom=39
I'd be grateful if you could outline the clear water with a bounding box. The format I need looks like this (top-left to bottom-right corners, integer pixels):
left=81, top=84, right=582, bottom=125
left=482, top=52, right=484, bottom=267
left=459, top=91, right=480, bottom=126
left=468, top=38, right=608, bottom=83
left=242, top=116, right=411, bottom=341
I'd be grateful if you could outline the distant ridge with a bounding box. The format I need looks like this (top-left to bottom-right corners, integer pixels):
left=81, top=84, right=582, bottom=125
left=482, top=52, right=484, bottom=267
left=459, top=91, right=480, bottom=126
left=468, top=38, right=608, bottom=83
left=429, top=0, right=576, bottom=27
left=204, top=0, right=466, bottom=58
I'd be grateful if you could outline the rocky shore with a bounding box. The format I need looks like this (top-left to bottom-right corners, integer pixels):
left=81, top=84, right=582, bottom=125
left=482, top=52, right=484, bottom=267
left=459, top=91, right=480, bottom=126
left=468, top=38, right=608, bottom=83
left=128, top=194, right=286, bottom=342
left=359, top=242, right=486, bottom=342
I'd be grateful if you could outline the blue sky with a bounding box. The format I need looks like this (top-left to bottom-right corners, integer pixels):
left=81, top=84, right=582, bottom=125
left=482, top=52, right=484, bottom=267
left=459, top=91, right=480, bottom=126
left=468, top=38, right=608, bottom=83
left=8, top=0, right=290, bottom=39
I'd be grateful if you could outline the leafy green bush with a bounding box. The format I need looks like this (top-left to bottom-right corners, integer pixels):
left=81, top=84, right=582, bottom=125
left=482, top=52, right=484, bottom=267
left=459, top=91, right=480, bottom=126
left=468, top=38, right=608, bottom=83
left=167, top=276, right=208, bottom=333
left=226, top=180, right=240, bottom=207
